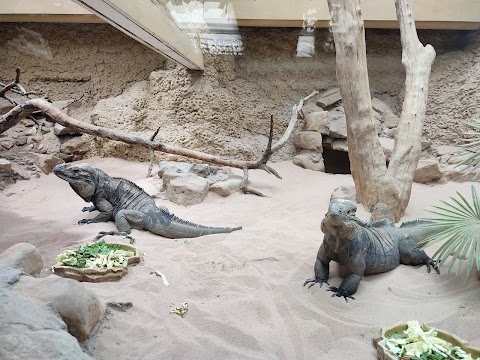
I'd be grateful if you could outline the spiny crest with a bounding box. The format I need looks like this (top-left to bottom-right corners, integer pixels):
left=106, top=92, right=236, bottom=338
left=159, top=209, right=222, bottom=229
left=400, top=219, right=434, bottom=228
left=354, top=218, right=394, bottom=228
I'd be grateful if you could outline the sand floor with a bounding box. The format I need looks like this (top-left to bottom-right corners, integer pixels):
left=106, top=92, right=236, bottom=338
left=1, top=157, right=479, bottom=360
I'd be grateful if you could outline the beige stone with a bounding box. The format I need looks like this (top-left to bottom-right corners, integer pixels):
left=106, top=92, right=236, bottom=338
left=413, top=159, right=442, bottom=183
left=330, top=185, right=356, bottom=202
left=294, top=131, right=324, bottom=151
left=0, top=242, right=43, bottom=276
left=134, top=176, right=164, bottom=198
left=332, top=139, right=348, bottom=152
left=316, top=88, right=341, bottom=108
left=166, top=173, right=209, bottom=205
left=26, top=153, right=64, bottom=175
left=60, top=137, right=90, bottom=155
left=304, top=111, right=329, bottom=134
left=371, top=97, right=392, bottom=115
left=293, top=152, right=325, bottom=172
left=209, top=177, right=243, bottom=197
left=14, top=275, right=104, bottom=342
left=379, top=137, right=395, bottom=159
left=383, top=113, right=400, bottom=129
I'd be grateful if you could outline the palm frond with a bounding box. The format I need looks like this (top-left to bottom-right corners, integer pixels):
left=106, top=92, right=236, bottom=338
left=422, top=186, right=480, bottom=276
left=455, top=119, right=480, bottom=180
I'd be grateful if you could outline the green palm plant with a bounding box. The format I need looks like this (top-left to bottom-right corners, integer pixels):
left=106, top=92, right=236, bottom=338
left=454, top=118, right=480, bottom=181
left=420, top=186, right=480, bottom=276
left=420, top=119, right=480, bottom=276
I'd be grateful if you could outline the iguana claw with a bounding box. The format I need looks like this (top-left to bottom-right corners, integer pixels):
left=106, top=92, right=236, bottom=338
left=303, top=278, right=329, bottom=289
left=78, top=219, right=94, bottom=224
left=425, top=259, right=440, bottom=274
left=328, top=286, right=355, bottom=302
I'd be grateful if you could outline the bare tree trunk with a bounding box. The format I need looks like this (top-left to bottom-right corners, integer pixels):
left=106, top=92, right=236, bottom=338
left=327, top=0, right=435, bottom=222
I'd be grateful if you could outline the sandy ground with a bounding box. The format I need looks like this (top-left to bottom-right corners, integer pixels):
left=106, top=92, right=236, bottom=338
left=1, top=157, right=479, bottom=360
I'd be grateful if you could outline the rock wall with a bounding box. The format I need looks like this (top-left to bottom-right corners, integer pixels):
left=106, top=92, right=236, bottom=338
left=1, top=24, right=478, bottom=162
left=0, top=23, right=166, bottom=118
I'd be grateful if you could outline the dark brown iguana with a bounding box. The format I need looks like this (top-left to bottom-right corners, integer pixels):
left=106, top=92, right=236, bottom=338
left=304, top=198, right=441, bottom=301
left=53, top=163, right=242, bottom=239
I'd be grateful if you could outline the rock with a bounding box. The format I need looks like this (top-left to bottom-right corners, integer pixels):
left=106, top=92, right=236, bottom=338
left=440, top=164, right=476, bottom=182
left=379, top=137, right=395, bottom=159
left=158, top=161, right=192, bottom=177
left=304, top=111, right=329, bottom=134
left=54, top=123, right=82, bottom=136
left=294, top=131, right=324, bottom=150
left=165, top=173, right=209, bottom=205
left=421, top=140, right=432, bottom=151
left=330, top=185, right=356, bottom=202
left=316, top=88, right=341, bottom=108
left=327, top=112, right=347, bottom=138
left=26, top=153, right=65, bottom=175
left=24, top=144, right=34, bottom=151
left=0, top=288, right=94, bottom=360
left=209, top=177, right=243, bottom=197
left=383, top=113, right=400, bottom=129
left=0, top=159, right=12, bottom=174
left=371, top=97, right=392, bottom=115
left=37, top=143, right=48, bottom=154
left=134, top=176, right=164, bottom=198
left=32, top=134, right=44, bottom=143
left=0, top=243, right=43, bottom=276
left=10, top=162, right=31, bottom=180
left=42, top=119, right=55, bottom=127
left=0, top=99, right=14, bottom=114
left=293, top=151, right=325, bottom=171
left=434, top=145, right=463, bottom=157
left=25, top=126, right=37, bottom=136
left=189, top=164, right=210, bottom=178
left=21, top=119, right=36, bottom=127
left=15, top=136, right=28, bottom=146
left=0, top=140, right=14, bottom=149
left=413, top=159, right=442, bottom=183
left=41, top=126, right=52, bottom=134
left=60, top=137, right=90, bottom=155
left=206, top=167, right=231, bottom=185
left=332, top=139, right=348, bottom=152
left=14, top=275, right=104, bottom=342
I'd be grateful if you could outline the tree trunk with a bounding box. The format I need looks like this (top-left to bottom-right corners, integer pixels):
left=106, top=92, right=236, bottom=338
left=327, top=0, right=435, bottom=222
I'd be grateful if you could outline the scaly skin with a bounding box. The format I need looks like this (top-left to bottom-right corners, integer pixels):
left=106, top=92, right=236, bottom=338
left=53, top=163, right=242, bottom=239
left=304, top=199, right=441, bottom=301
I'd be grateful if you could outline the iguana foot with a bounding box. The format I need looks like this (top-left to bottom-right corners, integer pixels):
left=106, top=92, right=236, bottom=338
left=94, top=231, right=129, bottom=241
left=328, top=286, right=355, bottom=302
left=78, top=219, right=95, bottom=224
left=425, top=258, right=440, bottom=274
left=82, top=205, right=96, bottom=212
left=303, top=278, right=329, bottom=289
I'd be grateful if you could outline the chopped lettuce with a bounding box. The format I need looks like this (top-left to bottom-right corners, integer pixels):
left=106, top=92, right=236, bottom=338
left=56, top=240, right=135, bottom=269
left=381, top=320, right=479, bottom=360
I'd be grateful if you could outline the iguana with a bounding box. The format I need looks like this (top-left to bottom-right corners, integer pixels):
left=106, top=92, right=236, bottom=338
left=304, top=198, right=441, bottom=301
left=53, top=163, right=242, bottom=239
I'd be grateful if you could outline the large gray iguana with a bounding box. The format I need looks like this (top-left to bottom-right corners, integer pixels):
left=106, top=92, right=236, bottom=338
left=304, top=198, right=441, bottom=300
left=53, top=163, right=242, bottom=239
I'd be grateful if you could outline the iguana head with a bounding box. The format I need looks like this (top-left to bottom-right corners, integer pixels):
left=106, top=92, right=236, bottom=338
left=53, top=163, right=99, bottom=201
left=321, top=198, right=360, bottom=250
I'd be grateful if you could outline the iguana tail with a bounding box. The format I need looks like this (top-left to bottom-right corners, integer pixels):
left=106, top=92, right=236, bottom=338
left=399, top=220, right=445, bottom=245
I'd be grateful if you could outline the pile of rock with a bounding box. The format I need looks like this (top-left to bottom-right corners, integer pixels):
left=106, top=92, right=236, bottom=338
left=0, top=243, right=103, bottom=359
left=135, top=161, right=244, bottom=206
left=293, top=88, right=475, bottom=184
left=0, top=100, right=90, bottom=188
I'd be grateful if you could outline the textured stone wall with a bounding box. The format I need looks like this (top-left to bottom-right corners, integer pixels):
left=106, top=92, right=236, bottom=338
left=0, top=23, right=166, bottom=118
left=1, top=24, right=478, bottom=162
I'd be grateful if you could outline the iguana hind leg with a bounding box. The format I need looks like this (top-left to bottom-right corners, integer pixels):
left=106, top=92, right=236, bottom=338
left=114, top=209, right=147, bottom=233
left=398, top=238, right=440, bottom=274
left=327, top=273, right=361, bottom=301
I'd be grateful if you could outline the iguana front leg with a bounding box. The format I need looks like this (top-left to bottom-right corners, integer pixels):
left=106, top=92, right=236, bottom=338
left=304, top=259, right=330, bottom=289
left=78, top=199, right=113, bottom=224
left=82, top=204, right=97, bottom=212
left=328, top=253, right=366, bottom=301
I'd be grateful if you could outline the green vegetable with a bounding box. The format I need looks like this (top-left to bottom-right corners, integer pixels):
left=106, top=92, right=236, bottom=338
left=56, top=240, right=135, bottom=269
left=382, top=321, right=479, bottom=360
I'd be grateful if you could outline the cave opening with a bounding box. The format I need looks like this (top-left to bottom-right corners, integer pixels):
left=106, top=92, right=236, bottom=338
left=323, top=148, right=351, bottom=174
